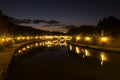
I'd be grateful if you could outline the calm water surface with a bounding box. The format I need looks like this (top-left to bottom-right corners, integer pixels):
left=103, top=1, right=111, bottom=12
left=6, top=40, right=120, bottom=80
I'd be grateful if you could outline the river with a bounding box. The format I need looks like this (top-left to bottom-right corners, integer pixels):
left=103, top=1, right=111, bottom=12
left=5, top=40, right=120, bottom=80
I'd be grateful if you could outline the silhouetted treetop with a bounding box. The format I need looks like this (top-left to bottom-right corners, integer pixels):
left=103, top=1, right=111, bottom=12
left=0, top=10, right=64, bottom=36
left=96, top=16, right=120, bottom=36
left=68, top=25, right=96, bottom=35
left=0, top=9, right=3, bottom=16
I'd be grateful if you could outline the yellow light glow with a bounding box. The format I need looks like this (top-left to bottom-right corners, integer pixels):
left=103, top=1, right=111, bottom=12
left=35, top=43, right=38, bottom=47
left=59, top=39, right=65, bottom=42
left=31, top=37, right=33, bottom=39
left=76, top=36, right=81, bottom=41
left=67, top=36, right=72, bottom=40
left=100, top=37, right=109, bottom=42
left=31, top=44, right=34, bottom=47
left=54, top=42, right=58, bottom=46
left=27, top=45, right=30, bottom=49
left=45, top=36, right=50, bottom=39
left=53, top=40, right=58, bottom=43
left=47, top=44, right=52, bottom=47
left=39, top=36, right=42, bottom=38
left=85, top=49, right=91, bottom=56
left=59, top=43, right=65, bottom=46
left=85, top=37, right=92, bottom=41
left=17, top=37, right=21, bottom=40
left=76, top=47, right=80, bottom=54
left=100, top=52, right=107, bottom=65
left=35, top=36, right=39, bottom=39
left=83, top=55, right=85, bottom=58
left=50, top=36, right=54, bottom=39
left=69, top=45, right=72, bottom=51
left=7, top=38, right=11, bottom=41
left=2, top=38, right=5, bottom=42
left=101, top=53, right=107, bottom=61
left=81, top=49, right=85, bottom=53
left=64, top=42, right=67, bottom=46
left=18, top=50, right=22, bottom=53
left=22, top=37, right=25, bottom=40
left=6, top=38, right=9, bottom=42
left=22, top=47, right=26, bottom=51
left=46, top=41, right=51, bottom=44
left=39, top=43, right=42, bottom=46
left=27, top=36, right=30, bottom=40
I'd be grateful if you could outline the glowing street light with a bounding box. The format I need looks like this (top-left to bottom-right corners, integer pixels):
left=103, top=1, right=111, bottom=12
left=22, top=37, right=25, bottom=40
left=35, top=36, right=39, bottom=39
left=18, top=50, right=22, bottom=53
left=35, top=43, right=39, bottom=47
left=27, top=36, right=30, bottom=40
left=17, top=37, right=21, bottom=40
left=27, top=45, right=30, bottom=49
left=100, top=37, right=109, bottom=43
left=22, top=47, right=26, bottom=51
left=85, top=37, right=92, bottom=41
left=7, top=38, right=11, bottom=41
left=76, top=36, right=81, bottom=41
left=2, top=38, right=5, bottom=42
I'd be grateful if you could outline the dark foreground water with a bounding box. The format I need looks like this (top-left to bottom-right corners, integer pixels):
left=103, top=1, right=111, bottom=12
left=6, top=40, right=120, bottom=80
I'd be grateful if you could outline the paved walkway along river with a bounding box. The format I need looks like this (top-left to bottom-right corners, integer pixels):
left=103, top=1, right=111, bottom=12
left=0, top=43, right=25, bottom=80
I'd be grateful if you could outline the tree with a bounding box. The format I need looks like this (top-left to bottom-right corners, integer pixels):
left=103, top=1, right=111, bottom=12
left=0, top=9, right=3, bottom=16
left=68, top=25, right=96, bottom=35
left=96, top=16, right=120, bottom=36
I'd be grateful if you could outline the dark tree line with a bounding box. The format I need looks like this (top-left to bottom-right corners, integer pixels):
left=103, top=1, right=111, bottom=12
left=0, top=10, right=64, bottom=37
left=68, top=16, right=120, bottom=37
left=96, top=16, right=120, bottom=36
left=68, top=25, right=96, bottom=36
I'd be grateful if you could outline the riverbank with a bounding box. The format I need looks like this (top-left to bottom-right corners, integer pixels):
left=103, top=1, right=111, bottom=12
left=0, top=43, right=27, bottom=80
left=0, top=40, right=45, bottom=80
left=67, top=41, right=120, bottom=53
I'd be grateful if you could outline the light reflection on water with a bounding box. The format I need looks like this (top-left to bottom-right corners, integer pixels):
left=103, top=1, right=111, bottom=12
left=68, top=45, right=108, bottom=66
left=85, top=49, right=91, bottom=57
left=7, top=41, right=120, bottom=80
left=75, top=47, right=80, bottom=54
left=15, top=40, right=120, bottom=67
left=15, top=40, right=67, bottom=56
left=100, top=52, right=107, bottom=65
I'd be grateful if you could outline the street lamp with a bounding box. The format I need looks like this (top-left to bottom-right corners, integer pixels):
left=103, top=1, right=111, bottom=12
left=100, top=37, right=109, bottom=43
left=76, top=36, right=81, bottom=41
left=17, top=37, right=21, bottom=40
left=27, top=36, right=30, bottom=40
left=2, top=38, right=5, bottom=42
left=35, top=36, right=39, bottom=39
left=85, top=36, right=92, bottom=41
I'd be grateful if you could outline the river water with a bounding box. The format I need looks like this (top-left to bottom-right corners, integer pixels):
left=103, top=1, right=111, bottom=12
left=6, top=40, right=120, bottom=80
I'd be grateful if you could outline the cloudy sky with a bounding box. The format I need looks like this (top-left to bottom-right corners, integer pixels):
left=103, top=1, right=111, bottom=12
left=0, top=0, right=120, bottom=32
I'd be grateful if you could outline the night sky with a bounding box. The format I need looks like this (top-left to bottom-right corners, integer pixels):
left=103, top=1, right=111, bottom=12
left=0, top=0, right=120, bottom=26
